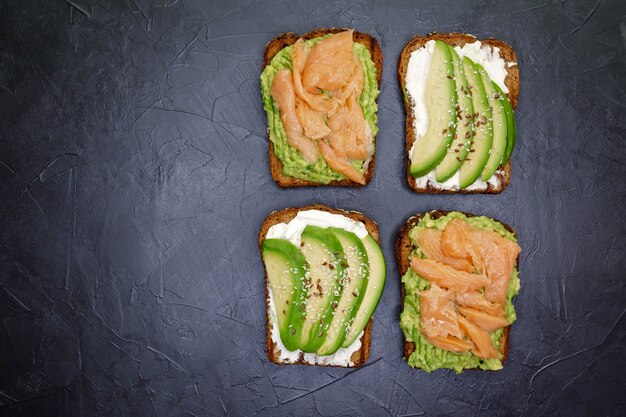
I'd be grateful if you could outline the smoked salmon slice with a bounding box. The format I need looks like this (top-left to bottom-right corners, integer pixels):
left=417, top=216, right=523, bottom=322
left=410, top=256, right=489, bottom=292
left=295, top=98, right=330, bottom=139
left=326, top=92, right=370, bottom=160
left=483, top=237, right=521, bottom=306
left=440, top=219, right=483, bottom=266
left=457, top=307, right=509, bottom=332
left=458, top=316, right=501, bottom=359
left=335, top=54, right=364, bottom=102
left=441, top=219, right=521, bottom=307
left=455, top=291, right=502, bottom=316
left=302, top=30, right=356, bottom=93
left=270, top=70, right=319, bottom=163
left=292, top=40, right=338, bottom=114
left=421, top=333, right=474, bottom=353
left=419, top=284, right=463, bottom=339
left=416, top=228, right=474, bottom=272
left=317, top=140, right=366, bottom=184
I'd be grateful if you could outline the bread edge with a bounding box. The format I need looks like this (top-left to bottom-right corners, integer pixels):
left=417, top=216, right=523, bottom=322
left=397, top=33, right=519, bottom=194
left=395, top=210, right=518, bottom=370
left=259, top=204, right=380, bottom=367
left=263, top=28, right=383, bottom=188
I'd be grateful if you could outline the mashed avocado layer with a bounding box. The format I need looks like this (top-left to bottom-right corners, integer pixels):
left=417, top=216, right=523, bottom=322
left=260, top=36, right=379, bottom=183
left=400, top=212, right=521, bottom=373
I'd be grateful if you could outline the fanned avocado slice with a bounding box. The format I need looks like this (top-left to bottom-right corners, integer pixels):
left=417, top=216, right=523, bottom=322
left=316, top=228, right=369, bottom=356
left=459, top=57, right=493, bottom=189
left=410, top=40, right=458, bottom=178
left=262, top=239, right=309, bottom=351
left=298, top=226, right=346, bottom=353
left=493, top=81, right=516, bottom=163
left=435, top=45, right=475, bottom=182
left=342, top=234, right=386, bottom=348
left=477, top=64, right=507, bottom=181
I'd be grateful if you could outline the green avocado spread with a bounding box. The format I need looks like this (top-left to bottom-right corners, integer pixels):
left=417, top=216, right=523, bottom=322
left=260, top=35, right=379, bottom=183
left=400, top=212, right=521, bottom=373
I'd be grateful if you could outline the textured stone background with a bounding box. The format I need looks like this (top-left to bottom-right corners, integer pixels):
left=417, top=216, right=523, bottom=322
left=1, top=0, right=625, bottom=416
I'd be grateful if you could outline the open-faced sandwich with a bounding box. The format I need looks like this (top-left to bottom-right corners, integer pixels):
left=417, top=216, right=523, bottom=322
left=396, top=211, right=522, bottom=372
left=399, top=33, right=519, bottom=193
left=259, top=205, right=386, bottom=367
left=261, top=29, right=382, bottom=186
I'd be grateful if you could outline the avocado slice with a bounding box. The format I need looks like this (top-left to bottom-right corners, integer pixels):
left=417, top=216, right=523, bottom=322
left=262, top=239, right=309, bottom=351
left=435, top=45, right=475, bottom=182
left=315, top=228, right=369, bottom=356
left=410, top=40, right=458, bottom=178
left=477, top=65, right=507, bottom=181
left=493, top=81, right=516, bottom=163
left=298, top=226, right=346, bottom=353
left=342, top=234, right=386, bottom=348
left=459, top=57, right=493, bottom=189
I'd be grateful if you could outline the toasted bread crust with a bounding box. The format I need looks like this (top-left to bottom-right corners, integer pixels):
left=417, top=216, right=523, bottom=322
left=259, top=204, right=379, bottom=367
left=263, top=29, right=383, bottom=188
left=398, top=33, right=519, bottom=194
left=395, top=210, right=518, bottom=367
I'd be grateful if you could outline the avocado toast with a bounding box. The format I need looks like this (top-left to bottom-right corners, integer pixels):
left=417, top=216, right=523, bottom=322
left=396, top=211, right=521, bottom=372
left=261, top=29, right=382, bottom=187
left=259, top=205, right=386, bottom=367
left=398, top=33, right=519, bottom=193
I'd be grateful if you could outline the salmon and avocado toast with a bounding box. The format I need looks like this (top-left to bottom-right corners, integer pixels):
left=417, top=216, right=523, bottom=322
left=396, top=211, right=521, bottom=373
left=261, top=29, right=382, bottom=186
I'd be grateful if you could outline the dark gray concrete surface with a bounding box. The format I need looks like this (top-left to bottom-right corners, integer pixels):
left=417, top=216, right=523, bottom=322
left=1, top=0, right=625, bottom=415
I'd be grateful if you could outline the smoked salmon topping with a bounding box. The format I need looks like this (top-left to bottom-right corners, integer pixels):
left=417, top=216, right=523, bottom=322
left=270, top=70, right=319, bottom=163
left=416, top=228, right=474, bottom=272
left=410, top=257, right=489, bottom=291
left=457, top=307, right=509, bottom=333
left=419, top=284, right=463, bottom=339
left=455, top=291, right=502, bottom=316
left=458, top=316, right=501, bottom=359
left=270, top=31, right=373, bottom=181
left=421, top=334, right=474, bottom=353
left=413, top=218, right=521, bottom=359
left=441, top=219, right=521, bottom=307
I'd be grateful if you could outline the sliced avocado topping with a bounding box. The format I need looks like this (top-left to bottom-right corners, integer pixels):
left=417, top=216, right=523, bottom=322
left=262, top=239, right=309, bottom=351
left=410, top=40, right=458, bottom=178
left=459, top=57, right=493, bottom=189
left=493, top=82, right=516, bottom=163
left=343, top=234, right=386, bottom=348
left=265, top=223, right=386, bottom=357
left=316, top=228, right=369, bottom=356
left=477, top=65, right=507, bottom=181
left=435, top=45, right=475, bottom=182
left=297, top=226, right=346, bottom=353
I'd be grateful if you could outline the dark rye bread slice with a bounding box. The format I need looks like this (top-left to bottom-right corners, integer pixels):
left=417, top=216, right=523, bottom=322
left=258, top=204, right=379, bottom=367
left=398, top=33, right=519, bottom=194
left=263, top=29, right=383, bottom=188
left=395, top=210, right=518, bottom=367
